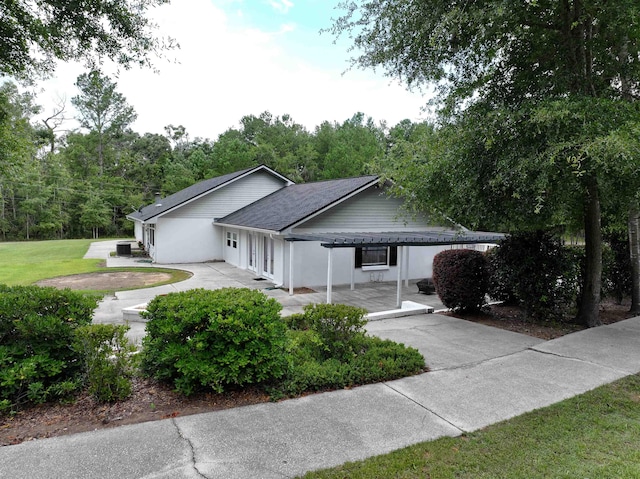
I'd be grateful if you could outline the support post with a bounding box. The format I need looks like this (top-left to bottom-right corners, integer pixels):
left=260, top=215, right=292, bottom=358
left=396, top=246, right=404, bottom=308
left=350, top=248, right=355, bottom=290
left=327, top=247, right=333, bottom=304
left=289, top=241, right=294, bottom=295
left=404, top=246, right=410, bottom=287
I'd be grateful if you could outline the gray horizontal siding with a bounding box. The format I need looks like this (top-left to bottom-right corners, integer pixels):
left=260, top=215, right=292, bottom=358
left=294, top=188, right=433, bottom=233
left=163, top=171, right=285, bottom=219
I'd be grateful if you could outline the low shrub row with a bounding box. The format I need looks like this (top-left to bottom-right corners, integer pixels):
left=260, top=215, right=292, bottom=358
left=1, top=284, right=426, bottom=412
left=140, top=289, right=425, bottom=398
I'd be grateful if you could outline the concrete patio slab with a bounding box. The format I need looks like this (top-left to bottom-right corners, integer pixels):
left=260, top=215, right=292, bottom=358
left=368, top=313, right=544, bottom=370
left=365, top=313, right=454, bottom=332
left=366, top=300, right=432, bottom=321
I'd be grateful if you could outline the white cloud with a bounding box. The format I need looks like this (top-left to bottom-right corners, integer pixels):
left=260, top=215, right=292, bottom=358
left=32, top=0, right=430, bottom=140
left=267, top=0, right=294, bottom=14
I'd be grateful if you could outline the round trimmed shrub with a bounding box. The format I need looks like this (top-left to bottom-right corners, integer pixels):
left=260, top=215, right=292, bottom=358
left=432, top=249, right=489, bottom=312
left=140, top=288, right=288, bottom=395
left=301, top=303, right=368, bottom=360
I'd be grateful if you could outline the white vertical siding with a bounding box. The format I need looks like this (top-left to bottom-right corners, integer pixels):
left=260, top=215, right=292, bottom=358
left=163, top=171, right=285, bottom=219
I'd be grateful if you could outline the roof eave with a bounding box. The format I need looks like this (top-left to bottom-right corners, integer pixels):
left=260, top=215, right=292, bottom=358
left=213, top=221, right=281, bottom=235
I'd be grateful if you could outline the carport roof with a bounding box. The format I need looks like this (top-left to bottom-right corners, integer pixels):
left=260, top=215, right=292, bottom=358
left=285, top=230, right=505, bottom=247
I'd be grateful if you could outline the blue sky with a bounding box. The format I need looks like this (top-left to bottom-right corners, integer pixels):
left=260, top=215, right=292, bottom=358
left=34, top=0, right=431, bottom=140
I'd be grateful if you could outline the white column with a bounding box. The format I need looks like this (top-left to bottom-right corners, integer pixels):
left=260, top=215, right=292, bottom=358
left=327, top=248, right=333, bottom=304
left=404, top=246, right=410, bottom=287
left=350, top=248, right=355, bottom=290
left=289, top=241, right=294, bottom=295
left=396, top=246, right=404, bottom=308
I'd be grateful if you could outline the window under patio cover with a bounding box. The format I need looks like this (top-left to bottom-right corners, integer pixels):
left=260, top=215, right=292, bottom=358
left=284, top=230, right=505, bottom=248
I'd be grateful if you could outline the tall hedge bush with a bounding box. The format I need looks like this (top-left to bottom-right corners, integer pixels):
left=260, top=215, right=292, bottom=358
left=487, top=231, right=579, bottom=321
left=140, top=288, right=288, bottom=395
left=432, top=249, right=489, bottom=312
left=0, top=285, right=98, bottom=412
left=602, top=234, right=632, bottom=303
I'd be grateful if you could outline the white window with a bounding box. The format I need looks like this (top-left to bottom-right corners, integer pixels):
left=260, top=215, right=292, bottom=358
left=355, top=246, right=397, bottom=269
left=226, top=232, right=238, bottom=248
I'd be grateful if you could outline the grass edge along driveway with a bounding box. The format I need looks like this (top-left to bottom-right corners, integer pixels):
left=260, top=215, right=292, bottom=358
left=0, top=239, right=189, bottom=290
left=300, top=373, right=640, bottom=479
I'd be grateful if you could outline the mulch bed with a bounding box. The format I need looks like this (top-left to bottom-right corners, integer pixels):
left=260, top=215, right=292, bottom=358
left=445, top=299, right=636, bottom=340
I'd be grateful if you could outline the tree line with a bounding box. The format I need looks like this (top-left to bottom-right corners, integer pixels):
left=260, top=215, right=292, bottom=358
left=0, top=72, right=394, bottom=240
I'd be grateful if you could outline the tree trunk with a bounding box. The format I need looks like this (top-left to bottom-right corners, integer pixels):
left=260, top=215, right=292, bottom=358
left=576, top=176, right=602, bottom=327
left=628, top=205, right=640, bottom=313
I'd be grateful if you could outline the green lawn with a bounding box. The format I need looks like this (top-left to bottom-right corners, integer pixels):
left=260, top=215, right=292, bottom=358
left=301, top=374, right=640, bottom=479
left=0, top=239, right=104, bottom=285
left=0, top=240, right=190, bottom=291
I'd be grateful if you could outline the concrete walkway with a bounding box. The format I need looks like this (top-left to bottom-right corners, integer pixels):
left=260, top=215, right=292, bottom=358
left=0, top=241, right=637, bottom=478
left=88, top=240, right=446, bottom=344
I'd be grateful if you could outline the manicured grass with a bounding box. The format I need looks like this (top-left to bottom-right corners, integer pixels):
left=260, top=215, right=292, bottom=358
left=0, top=239, right=102, bottom=285
left=300, top=374, right=640, bottom=479
left=0, top=240, right=191, bottom=291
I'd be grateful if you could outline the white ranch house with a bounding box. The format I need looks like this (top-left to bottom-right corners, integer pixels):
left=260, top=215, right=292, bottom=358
left=127, top=165, right=502, bottom=299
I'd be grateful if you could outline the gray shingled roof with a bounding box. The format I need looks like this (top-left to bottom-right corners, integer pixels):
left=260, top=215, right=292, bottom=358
left=216, top=175, right=379, bottom=232
left=128, top=166, right=272, bottom=222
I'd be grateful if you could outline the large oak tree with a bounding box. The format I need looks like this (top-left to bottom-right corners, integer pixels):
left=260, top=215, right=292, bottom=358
left=0, top=0, right=175, bottom=81
left=331, top=0, right=640, bottom=326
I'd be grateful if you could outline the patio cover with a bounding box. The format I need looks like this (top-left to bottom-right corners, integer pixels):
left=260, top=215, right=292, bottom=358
left=284, top=230, right=505, bottom=307
left=284, top=230, right=505, bottom=248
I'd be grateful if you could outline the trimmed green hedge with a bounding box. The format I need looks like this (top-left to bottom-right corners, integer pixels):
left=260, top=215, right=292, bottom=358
left=277, top=303, right=425, bottom=397
left=0, top=285, right=98, bottom=412
left=140, top=288, right=289, bottom=395
left=141, top=293, right=426, bottom=399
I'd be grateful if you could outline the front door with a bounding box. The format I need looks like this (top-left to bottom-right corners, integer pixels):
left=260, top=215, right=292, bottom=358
left=248, top=233, right=258, bottom=273
left=262, top=235, right=275, bottom=279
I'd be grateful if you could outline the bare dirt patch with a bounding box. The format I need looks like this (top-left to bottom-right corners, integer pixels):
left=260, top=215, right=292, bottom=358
left=37, top=271, right=173, bottom=290
left=0, top=379, right=269, bottom=446
left=280, top=287, right=316, bottom=294
left=446, top=298, right=635, bottom=340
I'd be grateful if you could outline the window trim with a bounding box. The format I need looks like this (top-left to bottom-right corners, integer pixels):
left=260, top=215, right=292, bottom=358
left=227, top=231, right=238, bottom=248
left=355, top=246, right=397, bottom=269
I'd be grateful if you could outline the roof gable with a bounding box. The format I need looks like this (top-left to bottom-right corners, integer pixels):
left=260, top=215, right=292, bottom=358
left=128, top=165, right=291, bottom=222
left=216, top=175, right=380, bottom=232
